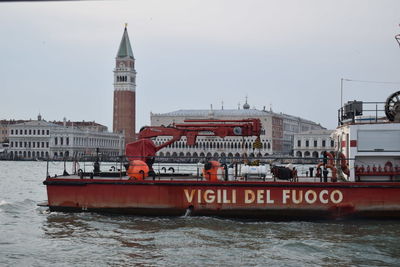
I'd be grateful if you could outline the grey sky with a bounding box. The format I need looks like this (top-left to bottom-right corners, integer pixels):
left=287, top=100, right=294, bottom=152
left=1, top=0, right=399, bottom=131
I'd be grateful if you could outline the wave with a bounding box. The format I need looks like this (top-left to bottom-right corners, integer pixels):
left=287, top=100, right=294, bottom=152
left=0, top=200, right=10, bottom=206
left=0, top=199, right=37, bottom=211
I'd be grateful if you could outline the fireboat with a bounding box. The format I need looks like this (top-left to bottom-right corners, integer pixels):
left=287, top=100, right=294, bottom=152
left=42, top=91, right=400, bottom=220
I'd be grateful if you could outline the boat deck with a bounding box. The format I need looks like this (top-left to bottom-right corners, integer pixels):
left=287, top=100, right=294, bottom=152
left=49, top=173, right=325, bottom=183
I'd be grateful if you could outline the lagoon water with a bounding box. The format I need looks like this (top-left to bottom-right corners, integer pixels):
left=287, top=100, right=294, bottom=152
left=1, top=161, right=400, bottom=266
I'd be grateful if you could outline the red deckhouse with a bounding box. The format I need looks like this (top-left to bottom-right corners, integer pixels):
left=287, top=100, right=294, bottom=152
left=113, top=25, right=136, bottom=144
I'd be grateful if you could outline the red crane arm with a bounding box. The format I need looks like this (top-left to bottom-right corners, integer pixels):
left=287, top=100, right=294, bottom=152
left=126, top=119, right=261, bottom=161
left=137, top=126, right=184, bottom=151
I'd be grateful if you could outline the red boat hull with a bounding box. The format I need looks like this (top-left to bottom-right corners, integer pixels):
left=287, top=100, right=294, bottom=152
left=44, top=178, right=400, bottom=220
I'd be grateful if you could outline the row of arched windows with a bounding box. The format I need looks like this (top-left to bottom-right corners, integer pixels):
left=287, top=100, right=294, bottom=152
left=157, top=151, right=270, bottom=159
left=53, top=136, right=120, bottom=148
left=155, top=140, right=271, bottom=150
left=11, top=129, right=49, bottom=136
left=10, top=150, right=48, bottom=158
left=116, top=76, right=128, bottom=82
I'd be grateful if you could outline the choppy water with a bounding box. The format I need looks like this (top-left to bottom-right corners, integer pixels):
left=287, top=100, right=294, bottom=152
left=1, top=161, right=400, bottom=266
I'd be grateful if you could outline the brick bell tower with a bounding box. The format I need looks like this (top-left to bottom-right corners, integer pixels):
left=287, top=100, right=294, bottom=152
left=113, top=25, right=136, bottom=144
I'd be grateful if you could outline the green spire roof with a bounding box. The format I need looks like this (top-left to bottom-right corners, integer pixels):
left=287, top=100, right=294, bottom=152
left=117, top=26, right=134, bottom=59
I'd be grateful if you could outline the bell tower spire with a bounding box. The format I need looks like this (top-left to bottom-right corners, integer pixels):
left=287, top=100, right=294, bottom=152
left=113, top=24, right=137, bottom=144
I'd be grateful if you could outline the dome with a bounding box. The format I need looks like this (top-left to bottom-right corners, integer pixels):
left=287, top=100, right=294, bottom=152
left=243, top=102, right=250, bottom=110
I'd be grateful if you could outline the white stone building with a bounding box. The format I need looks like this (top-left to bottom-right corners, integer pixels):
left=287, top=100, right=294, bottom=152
left=50, top=126, right=124, bottom=159
left=293, top=129, right=335, bottom=158
left=8, top=116, right=124, bottom=159
left=150, top=102, right=325, bottom=159
left=8, top=118, right=56, bottom=159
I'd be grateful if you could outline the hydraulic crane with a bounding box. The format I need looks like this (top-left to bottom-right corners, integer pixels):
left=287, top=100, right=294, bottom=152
left=125, top=119, right=262, bottom=166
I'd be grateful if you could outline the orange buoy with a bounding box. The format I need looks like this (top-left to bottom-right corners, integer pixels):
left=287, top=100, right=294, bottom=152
left=127, top=160, right=149, bottom=180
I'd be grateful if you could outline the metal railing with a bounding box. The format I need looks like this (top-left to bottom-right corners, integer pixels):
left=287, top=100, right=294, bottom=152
left=338, top=101, right=387, bottom=125
left=46, top=154, right=355, bottom=183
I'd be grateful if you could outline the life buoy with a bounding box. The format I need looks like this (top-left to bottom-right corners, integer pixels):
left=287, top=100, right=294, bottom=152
left=324, top=152, right=335, bottom=166
left=316, top=162, right=337, bottom=181
left=127, top=160, right=149, bottom=180
left=338, top=152, right=350, bottom=176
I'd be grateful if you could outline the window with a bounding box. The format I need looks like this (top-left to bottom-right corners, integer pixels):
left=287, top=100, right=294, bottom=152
left=322, top=140, right=326, bottom=147
left=297, top=140, right=301, bottom=147
left=331, top=140, right=334, bottom=147
left=20, top=130, right=23, bottom=135
left=61, top=137, right=63, bottom=145
left=42, top=142, right=44, bottom=148
left=314, top=140, right=317, bottom=147
left=33, top=130, right=36, bottom=135
left=33, top=142, right=35, bottom=148
left=24, top=130, right=27, bottom=135
left=46, top=130, right=49, bottom=135
left=305, top=140, right=309, bottom=147
left=29, top=129, right=31, bottom=135
left=55, top=137, right=58, bottom=145
left=46, top=142, right=49, bottom=148
left=11, top=142, right=13, bottom=147
left=66, top=137, right=69, bottom=146
left=11, top=130, right=13, bottom=135
left=42, top=130, right=45, bottom=135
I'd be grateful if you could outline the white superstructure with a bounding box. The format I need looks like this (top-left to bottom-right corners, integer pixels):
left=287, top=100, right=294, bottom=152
left=333, top=94, right=400, bottom=182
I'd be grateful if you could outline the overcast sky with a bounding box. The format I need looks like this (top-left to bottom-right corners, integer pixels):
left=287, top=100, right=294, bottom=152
left=1, top=0, right=400, bottom=131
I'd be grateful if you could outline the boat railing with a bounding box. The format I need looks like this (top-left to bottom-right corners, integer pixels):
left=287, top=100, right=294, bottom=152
left=338, top=101, right=387, bottom=125
left=46, top=154, right=358, bottom=183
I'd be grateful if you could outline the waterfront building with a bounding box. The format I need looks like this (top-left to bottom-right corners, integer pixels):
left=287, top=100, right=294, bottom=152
left=113, top=25, right=137, bottom=144
left=8, top=115, right=124, bottom=159
left=0, top=121, right=8, bottom=143
left=50, top=126, right=124, bottom=159
left=8, top=115, right=57, bottom=159
left=0, top=120, right=27, bottom=143
left=293, top=129, right=335, bottom=158
left=150, top=101, right=325, bottom=159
